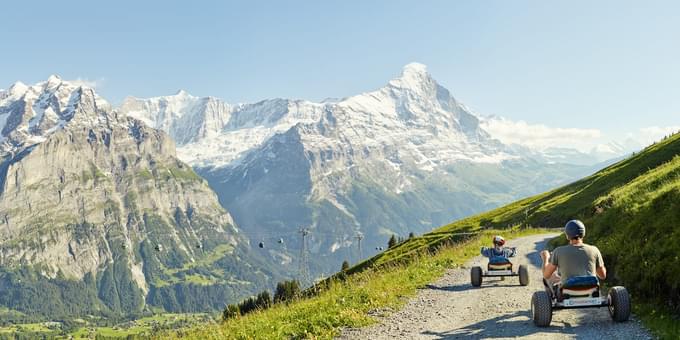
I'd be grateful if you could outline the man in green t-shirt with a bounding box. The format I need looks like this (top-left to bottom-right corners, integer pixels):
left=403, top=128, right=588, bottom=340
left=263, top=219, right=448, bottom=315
left=540, top=220, right=607, bottom=288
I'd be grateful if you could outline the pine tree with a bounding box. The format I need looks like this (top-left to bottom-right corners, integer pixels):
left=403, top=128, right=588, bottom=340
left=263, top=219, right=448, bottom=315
left=256, top=291, right=272, bottom=309
left=238, top=296, right=259, bottom=315
left=341, top=260, right=350, bottom=271
left=388, top=234, right=397, bottom=248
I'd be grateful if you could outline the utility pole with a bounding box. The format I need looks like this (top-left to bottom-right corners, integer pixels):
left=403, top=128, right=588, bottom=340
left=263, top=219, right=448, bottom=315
left=354, top=232, right=363, bottom=263
left=298, top=227, right=311, bottom=287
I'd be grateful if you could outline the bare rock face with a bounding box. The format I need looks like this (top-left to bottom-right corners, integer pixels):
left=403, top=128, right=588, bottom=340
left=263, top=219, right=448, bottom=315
left=0, top=77, right=276, bottom=319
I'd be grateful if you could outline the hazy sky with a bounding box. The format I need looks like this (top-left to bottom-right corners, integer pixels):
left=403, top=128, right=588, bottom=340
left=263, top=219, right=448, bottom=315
left=2, top=0, right=679, bottom=148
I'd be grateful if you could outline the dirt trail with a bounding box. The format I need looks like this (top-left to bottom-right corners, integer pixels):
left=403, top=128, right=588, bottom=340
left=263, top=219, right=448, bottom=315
left=339, top=233, right=652, bottom=339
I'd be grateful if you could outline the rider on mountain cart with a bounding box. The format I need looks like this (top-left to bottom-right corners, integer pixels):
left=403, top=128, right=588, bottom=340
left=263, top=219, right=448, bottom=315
left=540, top=220, right=607, bottom=294
left=481, top=235, right=517, bottom=259
left=471, top=235, right=528, bottom=286
left=481, top=235, right=517, bottom=280
left=531, top=220, right=629, bottom=327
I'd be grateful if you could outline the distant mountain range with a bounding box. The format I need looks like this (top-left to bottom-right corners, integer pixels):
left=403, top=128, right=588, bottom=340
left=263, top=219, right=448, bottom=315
left=117, top=63, right=630, bottom=275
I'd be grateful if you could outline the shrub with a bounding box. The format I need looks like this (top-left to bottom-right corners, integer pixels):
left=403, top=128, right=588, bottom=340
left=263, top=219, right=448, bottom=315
left=222, top=304, right=240, bottom=320
left=274, top=280, right=301, bottom=304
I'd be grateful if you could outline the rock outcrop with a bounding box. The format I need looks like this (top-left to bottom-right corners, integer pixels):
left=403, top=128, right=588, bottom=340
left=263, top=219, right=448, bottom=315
left=0, top=76, right=277, bottom=318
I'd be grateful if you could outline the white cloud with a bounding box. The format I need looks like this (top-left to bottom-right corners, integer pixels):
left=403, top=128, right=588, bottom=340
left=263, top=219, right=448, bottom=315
left=480, top=117, right=602, bottom=152
left=69, top=77, right=105, bottom=89
left=634, top=126, right=680, bottom=145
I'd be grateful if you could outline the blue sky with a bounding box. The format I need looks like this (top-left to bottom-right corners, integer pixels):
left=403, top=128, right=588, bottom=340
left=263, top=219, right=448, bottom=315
left=2, top=0, right=679, bottom=147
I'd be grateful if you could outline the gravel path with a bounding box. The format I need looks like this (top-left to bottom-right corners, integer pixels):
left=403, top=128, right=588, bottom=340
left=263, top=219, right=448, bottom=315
left=339, top=233, right=653, bottom=339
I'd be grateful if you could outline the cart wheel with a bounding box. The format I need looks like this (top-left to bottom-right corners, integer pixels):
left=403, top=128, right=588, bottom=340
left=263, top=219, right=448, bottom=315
left=518, top=264, right=529, bottom=286
left=608, top=286, right=631, bottom=322
left=471, top=266, right=483, bottom=287
left=531, top=291, right=552, bottom=327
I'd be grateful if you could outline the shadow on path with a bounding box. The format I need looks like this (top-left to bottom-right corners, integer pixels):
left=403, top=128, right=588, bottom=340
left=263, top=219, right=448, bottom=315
left=526, top=237, right=555, bottom=268
left=420, top=310, right=581, bottom=339
left=423, top=280, right=520, bottom=292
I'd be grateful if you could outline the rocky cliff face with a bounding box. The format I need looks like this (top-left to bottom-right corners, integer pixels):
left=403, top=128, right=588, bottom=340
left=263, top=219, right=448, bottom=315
left=119, top=90, right=233, bottom=146
left=0, top=77, right=277, bottom=318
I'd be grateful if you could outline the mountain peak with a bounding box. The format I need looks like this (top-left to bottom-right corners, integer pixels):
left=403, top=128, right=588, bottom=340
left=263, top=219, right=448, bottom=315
left=388, top=62, right=435, bottom=93
left=0, top=76, right=112, bottom=155
left=175, top=89, right=191, bottom=97
left=7, top=81, right=28, bottom=96
left=402, top=62, right=428, bottom=75
left=46, top=74, right=62, bottom=84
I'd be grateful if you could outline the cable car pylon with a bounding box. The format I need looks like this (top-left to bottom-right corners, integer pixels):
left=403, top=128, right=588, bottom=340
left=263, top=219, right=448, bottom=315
left=298, top=227, right=311, bottom=287
left=354, top=232, right=363, bottom=263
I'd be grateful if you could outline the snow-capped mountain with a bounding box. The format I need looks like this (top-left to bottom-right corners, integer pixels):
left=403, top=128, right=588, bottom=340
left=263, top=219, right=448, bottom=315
left=122, top=63, right=517, bottom=169
left=0, top=75, right=113, bottom=156
left=122, top=92, right=326, bottom=168
left=119, top=63, right=609, bottom=274
left=0, top=76, right=281, bottom=318
left=589, top=140, right=639, bottom=162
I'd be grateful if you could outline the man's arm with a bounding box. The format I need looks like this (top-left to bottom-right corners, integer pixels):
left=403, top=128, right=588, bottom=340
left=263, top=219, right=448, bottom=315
left=540, top=250, right=557, bottom=280
left=595, top=248, right=607, bottom=280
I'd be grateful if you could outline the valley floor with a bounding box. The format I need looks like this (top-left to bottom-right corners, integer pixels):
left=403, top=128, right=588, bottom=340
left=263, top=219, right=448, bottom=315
left=339, top=234, right=652, bottom=339
left=0, top=313, right=213, bottom=339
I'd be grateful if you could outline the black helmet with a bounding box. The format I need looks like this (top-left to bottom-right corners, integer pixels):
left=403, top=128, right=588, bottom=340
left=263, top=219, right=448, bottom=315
left=565, top=220, right=586, bottom=240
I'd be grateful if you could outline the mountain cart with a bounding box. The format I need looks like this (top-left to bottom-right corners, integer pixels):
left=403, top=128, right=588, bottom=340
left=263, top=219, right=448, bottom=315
left=531, top=275, right=631, bottom=326
left=470, top=255, right=529, bottom=287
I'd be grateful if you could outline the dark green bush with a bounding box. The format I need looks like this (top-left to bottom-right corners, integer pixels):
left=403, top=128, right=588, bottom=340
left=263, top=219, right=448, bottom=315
left=274, top=280, right=301, bottom=304
left=222, top=304, right=240, bottom=320
left=388, top=235, right=397, bottom=248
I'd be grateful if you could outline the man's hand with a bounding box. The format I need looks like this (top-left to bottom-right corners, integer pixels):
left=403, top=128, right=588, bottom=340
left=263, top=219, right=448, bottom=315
left=540, top=250, right=558, bottom=280
left=540, top=250, right=551, bottom=264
